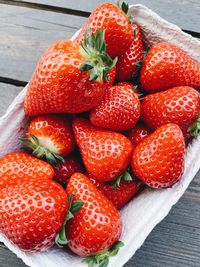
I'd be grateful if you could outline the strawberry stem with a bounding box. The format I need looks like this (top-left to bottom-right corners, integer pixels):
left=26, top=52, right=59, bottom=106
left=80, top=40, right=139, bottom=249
left=55, top=194, right=84, bottom=247
left=117, top=1, right=129, bottom=14
left=20, top=134, right=65, bottom=166
left=80, top=29, right=117, bottom=81
left=82, top=241, right=124, bottom=267
left=111, top=167, right=133, bottom=191
left=188, top=116, right=200, bottom=137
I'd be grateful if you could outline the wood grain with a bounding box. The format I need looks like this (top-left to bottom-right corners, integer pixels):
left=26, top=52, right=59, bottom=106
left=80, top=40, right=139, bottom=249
left=10, top=0, right=200, bottom=32
left=1, top=2, right=200, bottom=83
left=0, top=4, right=86, bottom=81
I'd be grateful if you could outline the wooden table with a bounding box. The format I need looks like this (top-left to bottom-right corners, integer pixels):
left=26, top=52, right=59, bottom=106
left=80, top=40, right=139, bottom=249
left=0, top=1, right=200, bottom=266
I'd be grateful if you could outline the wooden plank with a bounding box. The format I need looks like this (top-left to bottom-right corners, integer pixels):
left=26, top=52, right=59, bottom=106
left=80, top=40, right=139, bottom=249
left=1, top=169, right=200, bottom=267
left=0, top=246, right=25, bottom=267
left=11, top=0, right=200, bottom=33
left=0, top=4, right=86, bottom=82
left=0, top=83, right=23, bottom=116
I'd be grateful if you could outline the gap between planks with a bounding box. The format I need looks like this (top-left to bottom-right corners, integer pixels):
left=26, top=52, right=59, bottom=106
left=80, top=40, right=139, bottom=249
left=0, top=0, right=90, bottom=17
left=1, top=0, right=200, bottom=38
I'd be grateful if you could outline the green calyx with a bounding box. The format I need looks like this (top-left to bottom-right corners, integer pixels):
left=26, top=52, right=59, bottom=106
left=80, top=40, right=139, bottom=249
left=80, top=29, right=117, bottom=81
left=117, top=0, right=129, bottom=14
left=20, top=134, right=64, bottom=166
left=82, top=241, right=124, bottom=267
left=112, top=167, right=133, bottom=191
left=132, top=85, right=143, bottom=98
left=189, top=116, right=200, bottom=137
left=117, top=1, right=132, bottom=22
left=55, top=194, right=84, bottom=247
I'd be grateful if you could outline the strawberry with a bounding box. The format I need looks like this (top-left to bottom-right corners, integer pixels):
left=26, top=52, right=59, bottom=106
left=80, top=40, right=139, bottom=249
left=72, top=118, right=133, bottom=182
left=66, top=173, right=123, bottom=264
left=0, top=151, right=54, bottom=189
left=126, top=123, right=151, bottom=147
left=87, top=172, right=142, bottom=209
left=131, top=123, right=185, bottom=188
left=116, top=23, right=144, bottom=82
left=54, top=152, right=84, bottom=186
left=24, top=30, right=116, bottom=115
left=74, top=2, right=133, bottom=58
left=117, top=81, right=141, bottom=95
left=21, top=115, right=75, bottom=165
left=90, top=83, right=140, bottom=131
left=141, top=86, right=200, bottom=139
left=140, top=42, right=200, bottom=92
left=0, top=179, right=68, bottom=252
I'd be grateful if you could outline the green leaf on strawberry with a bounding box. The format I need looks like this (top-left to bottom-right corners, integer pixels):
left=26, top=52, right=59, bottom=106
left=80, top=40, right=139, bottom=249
left=112, top=167, right=133, bottom=191
left=82, top=241, right=124, bottom=267
left=80, top=29, right=118, bottom=81
left=55, top=194, right=84, bottom=247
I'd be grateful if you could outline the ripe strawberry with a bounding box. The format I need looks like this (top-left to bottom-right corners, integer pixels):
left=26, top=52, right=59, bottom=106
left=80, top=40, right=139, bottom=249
left=0, top=179, right=68, bottom=252
left=21, top=115, right=75, bottom=165
left=116, top=23, right=144, bottom=82
left=141, top=86, right=200, bottom=139
left=54, top=153, right=84, bottom=186
left=87, top=172, right=142, bottom=209
left=140, top=42, right=200, bottom=92
left=131, top=124, right=185, bottom=188
left=0, top=151, right=54, bottom=189
left=126, top=124, right=151, bottom=147
left=117, top=81, right=141, bottom=95
left=74, top=2, right=133, bottom=58
left=66, top=173, right=123, bottom=262
left=72, top=118, right=133, bottom=182
left=90, top=83, right=140, bottom=131
left=24, top=30, right=116, bottom=115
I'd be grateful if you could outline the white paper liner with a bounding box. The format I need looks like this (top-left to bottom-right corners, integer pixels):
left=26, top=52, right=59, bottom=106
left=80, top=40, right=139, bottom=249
left=0, top=4, right=200, bottom=267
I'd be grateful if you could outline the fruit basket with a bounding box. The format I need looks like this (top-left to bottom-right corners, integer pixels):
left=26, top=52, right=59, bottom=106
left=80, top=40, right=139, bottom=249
left=0, top=4, right=200, bottom=267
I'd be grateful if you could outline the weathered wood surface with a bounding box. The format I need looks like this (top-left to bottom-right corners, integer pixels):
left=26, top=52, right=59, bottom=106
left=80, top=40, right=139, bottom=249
left=0, top=1, right=200, bottom=267
left=0, top=4, right=86, bottom=82
left=10, top=0, right=200, bottom=32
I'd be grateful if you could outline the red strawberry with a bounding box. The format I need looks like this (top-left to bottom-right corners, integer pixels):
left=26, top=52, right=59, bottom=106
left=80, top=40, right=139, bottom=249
left=116, top=23, right=144, bottom=82
left=126, top=124, right=151, bottom=147
left=141, top=86, right=200, bottom=140
left=74, top=2, right=133, bottom=58
left=21, top=115, right=75, bottom=165
left=131, top=123, right=185, bottom=188
left=87, top=172, right=142, bottom=209
left=24, top=30, right=116, bottom=115
left=66, top=173, right=123, bottom=262
left=0, top=151, right=54, bottom=189
left=73, top=118, right=133, bottom=182
left=54, top=153, right=84, bottom=186
left=117, top=82, right=141, bottom=95
left=140, top=42, right=200, bottom=92
left=90, top=83, right=140, bottom=131
left=0, top=179, right=68, bottom=252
